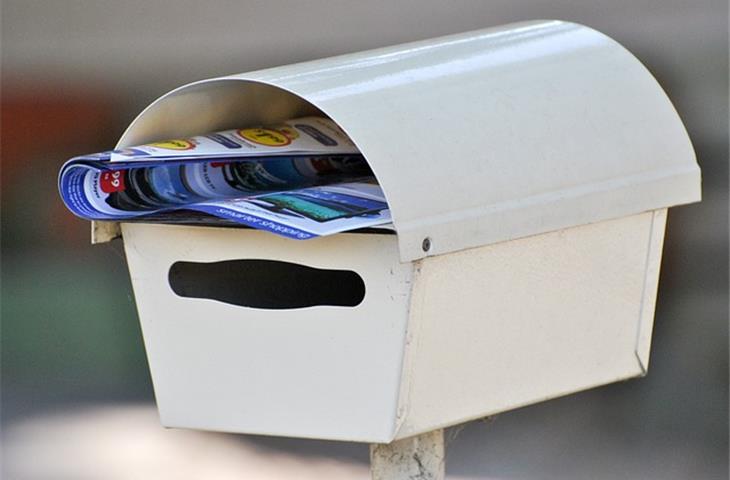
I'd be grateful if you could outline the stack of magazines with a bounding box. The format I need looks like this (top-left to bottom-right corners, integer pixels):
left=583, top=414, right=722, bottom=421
left=59, top=117, right=391, bottom=240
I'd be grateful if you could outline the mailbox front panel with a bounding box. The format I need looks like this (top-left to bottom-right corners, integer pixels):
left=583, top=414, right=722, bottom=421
left=122, top=224, right=411, bottom=442
left=394, top=209, right=667, bottom=438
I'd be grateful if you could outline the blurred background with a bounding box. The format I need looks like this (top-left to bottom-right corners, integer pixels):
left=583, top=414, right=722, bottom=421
left=2, top=1, right=727, bottom=478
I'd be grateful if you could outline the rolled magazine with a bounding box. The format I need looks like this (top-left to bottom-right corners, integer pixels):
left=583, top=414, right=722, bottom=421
left=59, top=117, right=392, bottom=239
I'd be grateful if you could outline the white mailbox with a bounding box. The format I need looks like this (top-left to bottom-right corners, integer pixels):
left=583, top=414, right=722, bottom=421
left=99, top=20, right=701, bottom=443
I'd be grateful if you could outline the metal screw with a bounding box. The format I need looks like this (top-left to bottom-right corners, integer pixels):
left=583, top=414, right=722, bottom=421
left=422, top=237, right=432, bottom=252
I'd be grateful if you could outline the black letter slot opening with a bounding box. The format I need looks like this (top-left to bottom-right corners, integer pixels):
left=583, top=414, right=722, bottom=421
left=168, top=259, right=365, bottom=309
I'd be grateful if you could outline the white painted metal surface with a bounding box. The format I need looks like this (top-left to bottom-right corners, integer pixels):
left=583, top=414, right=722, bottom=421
left=102, top=20, right=699, bottom=262
left=112, top=20, right=700, bottom=445
left=122, top=225, right=411, bottom=442
left=122, top=209, right=667, bottom=442
left=393, top=209, right=665, bottom=439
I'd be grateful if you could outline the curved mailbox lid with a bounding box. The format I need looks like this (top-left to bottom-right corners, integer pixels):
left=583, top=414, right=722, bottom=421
left=115, top=20, right=701, bottom=262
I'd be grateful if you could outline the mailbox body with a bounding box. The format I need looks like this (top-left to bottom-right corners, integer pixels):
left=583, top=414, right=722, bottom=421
left=104, top=20, right=701, bottom=443
left=123, top=207, right=666, bottom=442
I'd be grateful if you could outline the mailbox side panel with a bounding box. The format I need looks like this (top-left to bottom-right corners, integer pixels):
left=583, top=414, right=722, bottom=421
left=395, top=210, right=666, bottom=438
left=122, top=225, right=412, bottom=443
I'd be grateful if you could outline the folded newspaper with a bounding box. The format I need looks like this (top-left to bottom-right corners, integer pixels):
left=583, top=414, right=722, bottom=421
left=59, top=117, right=392, bottom=240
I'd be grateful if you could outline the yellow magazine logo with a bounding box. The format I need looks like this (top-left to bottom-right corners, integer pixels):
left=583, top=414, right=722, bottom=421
left=148, top=139, right=196, bottom=150
left=237, top=125, right=299, bottom=146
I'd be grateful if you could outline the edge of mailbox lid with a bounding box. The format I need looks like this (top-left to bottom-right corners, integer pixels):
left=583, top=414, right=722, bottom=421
left=96, top=19, right=701, bottom=261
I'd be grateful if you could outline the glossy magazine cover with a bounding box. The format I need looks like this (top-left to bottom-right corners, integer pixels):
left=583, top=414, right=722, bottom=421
left=58, top=117, right=391, bottom=238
